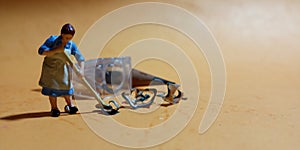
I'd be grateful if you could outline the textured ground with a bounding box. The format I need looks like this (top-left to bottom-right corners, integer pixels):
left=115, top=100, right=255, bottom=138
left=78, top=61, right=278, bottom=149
left=0, top=0, right=299, bottom=150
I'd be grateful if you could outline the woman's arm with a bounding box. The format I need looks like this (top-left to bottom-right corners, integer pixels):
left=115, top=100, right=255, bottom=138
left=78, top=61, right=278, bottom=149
left=70, top=41, right=85, bottom=76
left=78, top=61, right=85, bottom=76
left=38, top=36, right=66, bottom=56
left=41, top=46, right=64, bottom=56
left=41, top=42, right=66, bottom=56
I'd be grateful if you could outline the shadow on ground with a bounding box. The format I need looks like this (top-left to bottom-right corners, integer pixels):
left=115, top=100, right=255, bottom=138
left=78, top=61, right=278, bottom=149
left=0, top=112, right=51, bottom=120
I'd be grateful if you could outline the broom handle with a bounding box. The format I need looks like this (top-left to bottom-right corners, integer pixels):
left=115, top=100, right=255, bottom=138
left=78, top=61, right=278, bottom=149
left=63, top=51, right=112, bottom=109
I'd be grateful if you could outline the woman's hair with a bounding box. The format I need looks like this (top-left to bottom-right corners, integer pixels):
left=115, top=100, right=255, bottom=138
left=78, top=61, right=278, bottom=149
left=61, top=23, right=75, bottom=36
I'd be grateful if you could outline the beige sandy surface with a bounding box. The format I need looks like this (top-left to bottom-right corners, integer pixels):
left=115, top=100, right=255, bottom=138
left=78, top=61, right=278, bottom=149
left=0, top=0, right=300, bottom=150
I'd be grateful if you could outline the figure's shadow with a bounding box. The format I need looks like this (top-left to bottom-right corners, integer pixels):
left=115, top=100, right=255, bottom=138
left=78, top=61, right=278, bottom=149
left=0, top=111, right=50, bottom=120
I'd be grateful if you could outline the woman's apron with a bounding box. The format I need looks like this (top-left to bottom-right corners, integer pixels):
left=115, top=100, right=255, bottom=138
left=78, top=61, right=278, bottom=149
left=39, top=49, right=73, bottom=90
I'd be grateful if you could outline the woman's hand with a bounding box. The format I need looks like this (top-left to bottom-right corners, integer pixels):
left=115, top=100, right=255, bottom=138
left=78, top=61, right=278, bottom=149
left=54, top=41, right=67, bottom=53
left=56, top=42, right=66, bottom=52
left=79, top=61, right=85, bottom=77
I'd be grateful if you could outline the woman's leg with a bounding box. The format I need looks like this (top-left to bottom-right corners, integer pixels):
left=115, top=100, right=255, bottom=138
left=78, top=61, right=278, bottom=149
left=64, top=95, right=74, bottom=106
left=49, top=96, right=58, bottom=109
left=49, top=96, right=60, bottom=117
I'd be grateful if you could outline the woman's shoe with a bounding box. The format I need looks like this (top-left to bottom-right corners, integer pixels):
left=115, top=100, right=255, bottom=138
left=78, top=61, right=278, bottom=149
left=64, top=105, right=78, bottom=114
left=50, top=109, right=60, bottom=117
